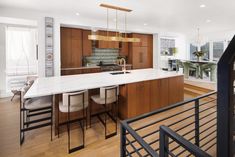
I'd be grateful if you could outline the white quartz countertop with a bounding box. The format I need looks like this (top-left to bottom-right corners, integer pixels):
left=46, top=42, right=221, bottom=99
left=24, top=69, right=183, bottom=99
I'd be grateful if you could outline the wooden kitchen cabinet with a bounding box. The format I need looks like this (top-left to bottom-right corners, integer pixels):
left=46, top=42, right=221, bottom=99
left=61, top=27, right=82, bottom=68
left=131, top=33, right=148, bottom=47
left=82, top=30, right=93, bottom=56
left=61, top=67, right=101, bottom=76
left=129, top=33, right=153, bottom=69
left=97, top=31, right=119, bottom=49
left=150, top=79, right=169, bottom=110
left=118, top=76, right=184, bottom=119
left=119, top=42, right=129, bottom=56
left=127, top=81, right=151, bottom=118
left=82, top=68, right=101, bottom=74
left=61, top=27, right=72, bottom=69
left=131, top=46, right=149, bottom=69
left=168, top=76, right=184, bottom=105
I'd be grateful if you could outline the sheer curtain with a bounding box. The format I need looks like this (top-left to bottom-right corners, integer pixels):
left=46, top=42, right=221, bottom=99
left=6, top=26, right=38, bottom=90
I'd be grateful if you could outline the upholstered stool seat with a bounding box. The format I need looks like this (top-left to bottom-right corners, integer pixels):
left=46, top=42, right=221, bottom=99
left=25, top=96, right=52, bottom=110
left=90, top=86, right=119, bottom=139
left=58, top=90, right=88, bottom=154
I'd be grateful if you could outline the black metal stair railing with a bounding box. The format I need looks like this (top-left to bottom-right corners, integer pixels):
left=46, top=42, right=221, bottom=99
left=120, top=91, right=217, bottom=157
left=217, top=36, right=235, bottom=157
left=159, top=125, right=211, bottom=157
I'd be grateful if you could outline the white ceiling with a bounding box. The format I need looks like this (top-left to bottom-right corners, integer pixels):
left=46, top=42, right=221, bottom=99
left=0, top=0, right=235, bottom=35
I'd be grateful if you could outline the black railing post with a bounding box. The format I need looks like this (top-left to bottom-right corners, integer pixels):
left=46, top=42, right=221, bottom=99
left=195, top=99, right=200, bottom=147
left=160, top=126, right=169, bottom=157
left=120, top=123, right=126, bottom=157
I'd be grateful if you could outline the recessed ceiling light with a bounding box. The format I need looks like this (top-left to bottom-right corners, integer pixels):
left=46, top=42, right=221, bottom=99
left=206, top=19, right=211, bottom=23
left=200, top=4, right=206, bottom=8
left=75, top=12, right=80, bottom=16
left=144, top=23, right=148, bottom=26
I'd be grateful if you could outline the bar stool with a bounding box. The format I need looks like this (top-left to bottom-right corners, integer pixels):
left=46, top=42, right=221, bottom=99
left=20, top=85, right=53, bottom=145
left=91, top=86, right=119, bottom=139
left=58, top=90, right=88, bottom=154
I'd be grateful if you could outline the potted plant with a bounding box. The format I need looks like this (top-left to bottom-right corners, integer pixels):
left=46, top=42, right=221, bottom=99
left=171, top=47, right=178, bottom=57
left=193, top=51, right=205, bottom=61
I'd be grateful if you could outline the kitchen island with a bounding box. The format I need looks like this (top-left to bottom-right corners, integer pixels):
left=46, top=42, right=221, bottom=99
left=25, top=69, right=184, bottom=132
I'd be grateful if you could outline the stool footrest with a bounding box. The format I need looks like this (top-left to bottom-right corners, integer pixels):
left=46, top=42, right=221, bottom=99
left=21, top=122, right=52, bottom=132
left=27, top=110, right=52, bottom=117
left=24, top=117, right=51, bottom=125
left=69, top=145, right=84, bottom=154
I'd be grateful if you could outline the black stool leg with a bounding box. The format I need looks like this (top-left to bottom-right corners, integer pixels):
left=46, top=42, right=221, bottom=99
left=89, top=100, right=92, bottom=128
left=57, top=107, right=60, bottom=138
left=20, top=108, right=25, bottom=145
left=104, top=103, right=107, bottom=139
left=51, top=105, right=53, bottom=141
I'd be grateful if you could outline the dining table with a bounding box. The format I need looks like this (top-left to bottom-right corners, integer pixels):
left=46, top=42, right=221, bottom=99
left=180, top=60, right=217, bottom=81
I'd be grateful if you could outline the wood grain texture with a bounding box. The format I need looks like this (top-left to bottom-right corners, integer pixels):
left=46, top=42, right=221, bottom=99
left=82, top=30, right=93, bottom=56
left=119, top=42, right=129, bottom=56
left=119, top=76, right=184, bottom=119
left=61, top=27, right=82, bottom=68
left=128, top=33, right=153, bottom=69
left=150, top=79, right=169, bottom=110
left=0, top=82, right=216, bottom=157
left=127, top=81, right=151, bottom=118
left=97, top=31, right=119, bottom=49
left=61, top=68, right=101, bottom=76
left=168, top=76, right=184, bottom=105
left=61, top=27, right=72, bottom=68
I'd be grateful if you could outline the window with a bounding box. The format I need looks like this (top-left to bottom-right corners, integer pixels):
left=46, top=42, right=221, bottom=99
left=213, top=41, right=224, bottom=60
left=190, top=44, right=198, bottom=60
left=200, top=43, right=210, bottom=60
left=6, top=26, right=38, bottom=91
left=160, top=38, right=175, bottom=56
left=190, top=43, right=209, bottom=60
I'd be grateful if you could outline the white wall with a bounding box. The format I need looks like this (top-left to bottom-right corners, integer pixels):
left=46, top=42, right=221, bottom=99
left=155, top=32, right=187, bottom=69
left=0, top=24, right=6, bottom=97
left=153, top=34, right=159, bottom=69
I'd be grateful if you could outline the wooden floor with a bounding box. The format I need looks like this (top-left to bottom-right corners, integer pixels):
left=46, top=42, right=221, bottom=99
left=0, top=82, right=215, bottom=157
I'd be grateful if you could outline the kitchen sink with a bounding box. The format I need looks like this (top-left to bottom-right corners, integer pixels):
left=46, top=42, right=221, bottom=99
left=110, top=71, right=131, bottom=75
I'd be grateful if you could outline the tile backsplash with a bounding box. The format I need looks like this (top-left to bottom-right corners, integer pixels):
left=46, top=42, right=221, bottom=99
left=84, top=48, right=119, bottom=65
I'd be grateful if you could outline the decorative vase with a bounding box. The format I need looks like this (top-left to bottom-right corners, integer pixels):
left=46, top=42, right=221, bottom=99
left=197, top=56, right=201, bottom=61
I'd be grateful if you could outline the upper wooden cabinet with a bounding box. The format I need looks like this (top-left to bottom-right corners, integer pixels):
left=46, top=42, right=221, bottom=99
left=82, top=30, right=92, bottom=56
left=131, top=33, right=148, bottom=47
left=129, top=33, right=153, bottom=69
left=61, top=27, right=82, bottom=68
left=61, top=27, right=71, bottom=69
left=97, top=31, right=119, bottom=49
left=119, top=42, right=129, bottom=56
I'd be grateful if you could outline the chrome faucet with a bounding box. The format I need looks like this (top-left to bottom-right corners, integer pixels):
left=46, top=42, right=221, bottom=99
left=120, top=58, right=126, bottom=73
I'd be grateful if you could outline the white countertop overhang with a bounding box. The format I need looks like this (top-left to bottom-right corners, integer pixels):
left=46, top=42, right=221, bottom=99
left=24, top=69, right=183, bottom=99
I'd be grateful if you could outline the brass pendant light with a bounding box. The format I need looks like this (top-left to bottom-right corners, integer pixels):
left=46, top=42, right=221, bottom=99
left=88, top=4, right=140, bottom=43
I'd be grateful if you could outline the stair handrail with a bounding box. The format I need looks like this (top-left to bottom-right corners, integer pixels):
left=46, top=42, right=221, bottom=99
left=217, top=35, right=235, bottom=157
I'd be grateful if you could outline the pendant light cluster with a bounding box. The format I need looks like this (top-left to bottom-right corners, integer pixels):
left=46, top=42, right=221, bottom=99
left=88, top=4, right=140, bottom=43
left=192, top=28, right=207, bottom=51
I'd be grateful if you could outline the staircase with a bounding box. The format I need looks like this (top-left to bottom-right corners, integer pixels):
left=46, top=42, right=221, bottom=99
left=184, top=83, right=214, bottom=98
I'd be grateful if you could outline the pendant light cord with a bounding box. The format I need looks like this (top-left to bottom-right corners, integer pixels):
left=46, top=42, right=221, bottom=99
left=107, top=8, right=109, bottom=36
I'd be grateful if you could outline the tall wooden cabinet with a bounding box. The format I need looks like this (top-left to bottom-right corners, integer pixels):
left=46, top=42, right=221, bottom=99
left=82, top=30, right=92, bottom=56
left=129, top=33, right=153, bottom=69
left=61, top=27, right=82, bottom=68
